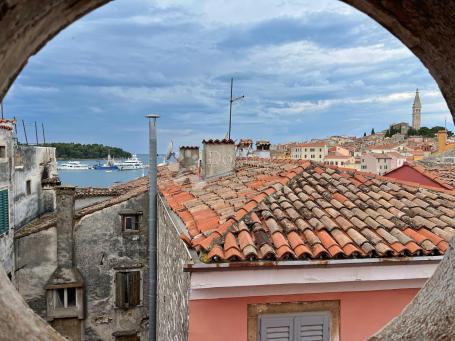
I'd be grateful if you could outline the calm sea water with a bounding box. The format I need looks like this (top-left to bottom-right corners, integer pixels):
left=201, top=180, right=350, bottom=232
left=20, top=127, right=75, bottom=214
left=58, top=154, right=165, bottom=188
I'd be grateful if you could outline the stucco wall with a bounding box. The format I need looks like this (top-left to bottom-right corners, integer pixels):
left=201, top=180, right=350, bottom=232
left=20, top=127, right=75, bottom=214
left=157, top=197, right=192, bottom=341
left=188, top=289, right=419, bottom=341
left=14, top=145, right=57, bottom=228
left=74, top=193, right=149, bottom=340
left=15, top=192, right=150, bottom=341
left=0, top=127, right=14, bottom=274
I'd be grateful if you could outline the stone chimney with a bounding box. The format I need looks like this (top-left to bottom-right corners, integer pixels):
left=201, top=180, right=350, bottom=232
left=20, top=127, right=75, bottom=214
left=437, top=130, right=447, bottom=153
left=55, top=186, right=76, bottom=267
left=202, top=139, right=235, bottom=179
left=178, top=146, right=199, bottom=170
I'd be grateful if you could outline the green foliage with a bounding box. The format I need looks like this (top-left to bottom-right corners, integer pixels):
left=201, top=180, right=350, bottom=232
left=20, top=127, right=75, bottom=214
left=371, top=128, right=375, bottom=135
left=407, top=126, right=453, bottom=137
left=363, top=132, right=366, bottom=137
left=45, top=142, right=131, bottom=160
left=385, top=127, right=400, bottom=138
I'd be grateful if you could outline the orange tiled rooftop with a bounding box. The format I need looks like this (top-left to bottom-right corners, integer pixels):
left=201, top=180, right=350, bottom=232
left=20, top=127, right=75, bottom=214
left=158, top=158, right=455, bottom=264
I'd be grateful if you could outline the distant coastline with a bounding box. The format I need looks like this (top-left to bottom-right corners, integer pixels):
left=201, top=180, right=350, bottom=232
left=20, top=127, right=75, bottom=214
left=45, top=142, right=132, bottom=160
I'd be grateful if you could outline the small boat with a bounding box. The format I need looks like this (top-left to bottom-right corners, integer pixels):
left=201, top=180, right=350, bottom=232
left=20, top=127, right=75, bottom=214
left=115, top=154, right=145, bottom=170
left=57, top=161, right=90, bottom=170
left=93, top=152, right=118, bottom=170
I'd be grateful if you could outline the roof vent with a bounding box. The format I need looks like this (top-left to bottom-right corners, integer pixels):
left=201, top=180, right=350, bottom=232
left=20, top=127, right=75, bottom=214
left=178, top=146, right=199, bottom=170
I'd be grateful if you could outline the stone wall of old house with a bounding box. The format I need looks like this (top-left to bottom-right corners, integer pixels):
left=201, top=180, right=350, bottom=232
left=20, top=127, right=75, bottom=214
left=14, top=145, right=57, bottom=228
left=0, top=125, right=15, bottom=275
left=15, top=191, right=150, bottom=341
left=157, top=197, right=192, bottom=341
left=74, top=192, right=149, bottom=340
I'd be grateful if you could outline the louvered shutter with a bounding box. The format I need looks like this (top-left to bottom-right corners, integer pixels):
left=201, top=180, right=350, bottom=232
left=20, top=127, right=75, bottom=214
left=115, top=272, right=126, bottom=308
left=128, top=271, right=141, bottom=307
left=260, top=315, right=293, bottom=341
left=0, top=189, right=9, bottom=234
left=294, top=314, right=329, bottom=341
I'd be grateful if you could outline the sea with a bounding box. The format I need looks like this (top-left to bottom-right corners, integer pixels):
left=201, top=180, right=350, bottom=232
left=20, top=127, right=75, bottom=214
left=58, top=154, right=165, bottom=188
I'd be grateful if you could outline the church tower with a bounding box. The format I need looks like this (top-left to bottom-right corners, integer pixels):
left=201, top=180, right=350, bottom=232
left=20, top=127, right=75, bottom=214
left=412, top=88, right=421, bottom=130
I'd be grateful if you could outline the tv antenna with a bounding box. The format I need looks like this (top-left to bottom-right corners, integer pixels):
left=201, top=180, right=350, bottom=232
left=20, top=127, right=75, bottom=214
left=228, top=77, right=244, bottom=140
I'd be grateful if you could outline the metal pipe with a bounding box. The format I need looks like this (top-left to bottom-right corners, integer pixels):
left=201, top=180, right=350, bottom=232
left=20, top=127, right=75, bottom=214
left=228, top=77, right=233, bottom=139
left=146, top=114, right=159, bottom=341
left=34, top=121, right=39, bottom=145
left=42, top=123, right=46, bottom=145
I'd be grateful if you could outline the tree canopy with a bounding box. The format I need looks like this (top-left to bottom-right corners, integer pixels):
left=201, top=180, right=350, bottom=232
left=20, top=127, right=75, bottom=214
left=44, top=142, right=131, bottom=159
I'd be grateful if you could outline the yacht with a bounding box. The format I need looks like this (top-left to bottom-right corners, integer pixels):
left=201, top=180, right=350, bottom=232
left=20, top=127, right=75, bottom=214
left=57, top=161, right=90, bottom=170
left=93, top=152, right=118, bottom=170
left=114, top=154, right=145, bottom=170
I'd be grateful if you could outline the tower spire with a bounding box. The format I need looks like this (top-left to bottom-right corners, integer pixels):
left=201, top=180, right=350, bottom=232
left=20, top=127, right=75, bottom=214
left=412, top=88, right=421, bottom=130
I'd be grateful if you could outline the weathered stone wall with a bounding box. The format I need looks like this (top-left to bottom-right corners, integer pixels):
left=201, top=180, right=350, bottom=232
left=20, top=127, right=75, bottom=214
left=14, top=145, right=57, bottom=228
left=157, top=197, right=192, bottom=341
left=369, top=237, right=455, bottom=340
left=0, top=126, right=14, bottom=274
left=0, top=263, right=65, bottom=341
left=15, top=226, right=57, bottom=317
left=15, top=192, right=150, bottom=340
left=74, top=192, right=149, bottom=340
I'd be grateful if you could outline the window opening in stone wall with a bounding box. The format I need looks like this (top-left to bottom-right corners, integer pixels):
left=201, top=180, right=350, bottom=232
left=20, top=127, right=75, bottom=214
left=55, top=287, right=77, bottom=308
left=115, top=270, right=141, bottom=309
left=0, top=146, right=5, bottom=158
left=26, top=180, right=31, bottom=195
left=122, top=215, right=140, bottom=231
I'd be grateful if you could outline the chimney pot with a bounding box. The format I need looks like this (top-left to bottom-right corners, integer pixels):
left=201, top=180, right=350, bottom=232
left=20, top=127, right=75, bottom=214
left=201, top=139, right=235, bottom=178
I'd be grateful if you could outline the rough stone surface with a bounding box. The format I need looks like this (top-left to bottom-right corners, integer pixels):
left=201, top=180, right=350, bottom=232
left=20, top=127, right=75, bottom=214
left=15, top=192, right=150, bottom=340
left=369, top=237, right=455, bottom=340
left=157, top=198, right=191, bottom=341
left=0, top=264, right=65, bottom=341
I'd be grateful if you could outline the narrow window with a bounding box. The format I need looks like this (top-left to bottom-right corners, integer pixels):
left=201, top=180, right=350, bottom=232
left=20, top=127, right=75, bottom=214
left=26, top=180, right=31, bottom=195
left=0, top=146, right=6, bottom=158
left=115, top=271, right=141, bottom=309
left=122, top=215, right=139, bottom=231
left=54, top=287, right=77, bottom=308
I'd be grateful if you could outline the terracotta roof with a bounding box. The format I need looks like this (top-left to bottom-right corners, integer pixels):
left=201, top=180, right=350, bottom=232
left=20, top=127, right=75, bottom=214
left=158, top=159, right=455, bottom=263
left=15, top=177, right=149, bottom=239
left=202, top=139, right=234, bottom=144
left=416, top=162, right=455, bottom=188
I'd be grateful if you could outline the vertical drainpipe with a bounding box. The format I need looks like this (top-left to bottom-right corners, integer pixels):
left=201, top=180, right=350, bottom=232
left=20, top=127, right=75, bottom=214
left=146, top=114, right=159, bottom=341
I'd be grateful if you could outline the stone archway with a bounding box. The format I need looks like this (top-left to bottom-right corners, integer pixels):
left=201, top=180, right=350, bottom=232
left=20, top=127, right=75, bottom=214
left=1, top=1, right=455, bottom=340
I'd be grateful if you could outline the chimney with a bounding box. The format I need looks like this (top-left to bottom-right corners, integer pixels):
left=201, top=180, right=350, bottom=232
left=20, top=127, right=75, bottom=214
left=55, top=186, right=76, bottom=267
left=202, top=139, right=235, bottom=179
left=437, top=130, right=447, bottom=153
left=178, top=146, right=199, bottom=170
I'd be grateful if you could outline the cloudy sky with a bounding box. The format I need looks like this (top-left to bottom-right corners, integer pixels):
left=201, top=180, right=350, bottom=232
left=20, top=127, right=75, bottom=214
left=3, top=0, right=452, bottom=153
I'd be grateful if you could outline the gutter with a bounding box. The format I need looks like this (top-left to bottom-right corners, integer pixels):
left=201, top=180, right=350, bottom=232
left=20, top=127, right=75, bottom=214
left=184, top=255, right=443, bottom=273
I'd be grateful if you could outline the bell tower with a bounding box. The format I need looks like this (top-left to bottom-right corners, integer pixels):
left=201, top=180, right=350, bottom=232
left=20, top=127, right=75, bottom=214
left=412, top=89, right=421, bottom=130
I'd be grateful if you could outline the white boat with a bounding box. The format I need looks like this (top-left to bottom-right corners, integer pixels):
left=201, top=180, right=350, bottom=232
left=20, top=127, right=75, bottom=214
left=114, top=154, right=145, bottom=170
left=58, top=161, right=90, bottom=170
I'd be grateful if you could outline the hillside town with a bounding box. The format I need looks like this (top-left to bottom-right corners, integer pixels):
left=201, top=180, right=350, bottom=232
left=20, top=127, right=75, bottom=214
left=2, top=87, right=455, bottom=341
left=2, top=1, right=455, bottom=341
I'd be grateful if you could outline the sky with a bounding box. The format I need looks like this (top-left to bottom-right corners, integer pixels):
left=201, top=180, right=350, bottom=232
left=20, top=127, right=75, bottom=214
left=3, top=0, right=453, bottom=153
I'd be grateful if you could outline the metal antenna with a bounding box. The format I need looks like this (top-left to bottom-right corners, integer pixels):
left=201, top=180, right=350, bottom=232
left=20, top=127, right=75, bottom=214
left=34, top=121, right=39, bottom=145
left=22, top=119, right=28, bottom=145
left=42, top=123, right=46, bottom=144
left=228, top=77, right=244, bottom=140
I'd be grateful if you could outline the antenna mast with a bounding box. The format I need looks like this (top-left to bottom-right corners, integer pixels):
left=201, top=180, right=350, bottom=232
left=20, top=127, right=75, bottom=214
left=228, top=77, right=244, bottom=140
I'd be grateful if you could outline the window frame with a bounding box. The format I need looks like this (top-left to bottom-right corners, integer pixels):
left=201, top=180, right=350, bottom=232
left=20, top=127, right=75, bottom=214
left=115, top=269, right=143, bottom=309
left=26, top=179, right=31, bottom=195
left=247, top=300, right=339, bottom=341
left=0, top=145, right=6, bottom=159
left=54, top=287, right=77, bottom=309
